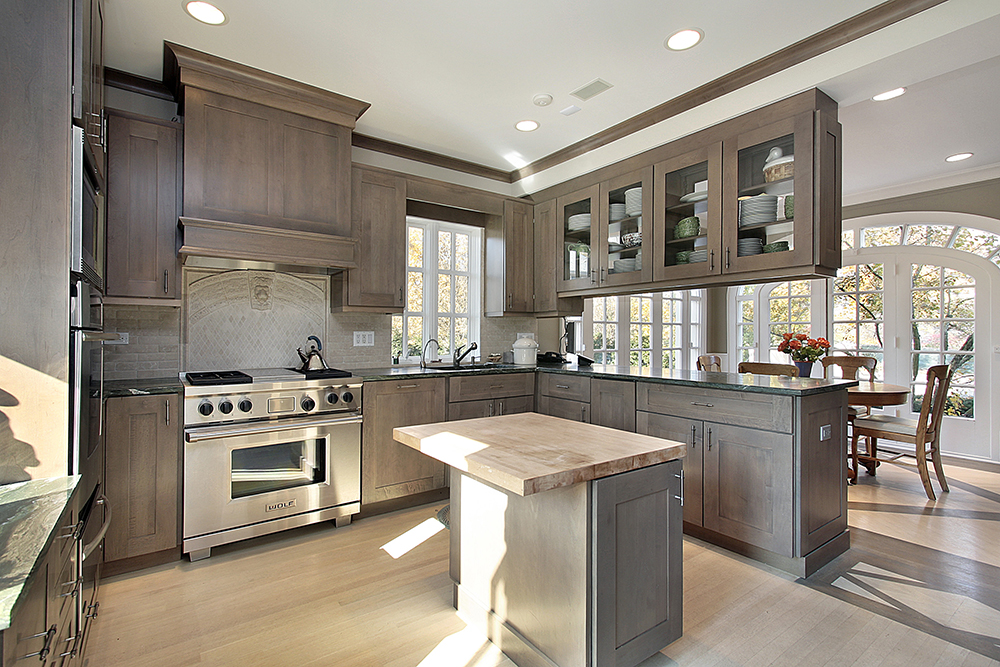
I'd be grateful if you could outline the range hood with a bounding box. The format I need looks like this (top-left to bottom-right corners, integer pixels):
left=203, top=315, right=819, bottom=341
left=165, top=42, right=369, bottom=271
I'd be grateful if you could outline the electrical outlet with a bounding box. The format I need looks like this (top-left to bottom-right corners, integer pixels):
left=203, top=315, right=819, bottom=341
left=105, top=332, right=128, bottom=345
left=353, top=331, right=375, bottom=347
left=820, top=424, right=832, bottom=441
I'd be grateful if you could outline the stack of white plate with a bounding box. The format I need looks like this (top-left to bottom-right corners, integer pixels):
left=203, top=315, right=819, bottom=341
left=693, top=236, right=707, bottom=248
left=690, top=249, right=708, bottom=263
left=739, top=195, right=778, bottom=227
left=610, top=203, right=626, bottom=221
left=679, top=190, right=708, bottom=204
left=624, top=187, right=642, bottom=217
left=567, top=213, right=591, bottom=231
left=635, top=249, right=642, bottom=270
left=737, top=238, right=764, bottom=256
left=613, top=258, right=636, bottom=273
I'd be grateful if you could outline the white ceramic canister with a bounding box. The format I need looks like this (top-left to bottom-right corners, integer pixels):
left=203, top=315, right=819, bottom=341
left=512, top=334, right=538, bottom=366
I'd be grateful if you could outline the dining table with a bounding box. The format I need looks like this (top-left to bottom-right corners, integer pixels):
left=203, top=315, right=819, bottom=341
left=846, top=381, right=910, bottom=481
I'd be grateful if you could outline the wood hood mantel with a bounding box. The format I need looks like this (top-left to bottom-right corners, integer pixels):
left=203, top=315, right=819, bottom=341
left=164, top=43, right=368, bottom=269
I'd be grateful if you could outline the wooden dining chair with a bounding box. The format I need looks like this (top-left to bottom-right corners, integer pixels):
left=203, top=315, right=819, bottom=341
left=737, top=361, right=799, bottom=377
left=696, top=355, right=722, bottom=372
left=823, top=354, right=878, bottom=419
left=850, top=365, right=952, bottom=500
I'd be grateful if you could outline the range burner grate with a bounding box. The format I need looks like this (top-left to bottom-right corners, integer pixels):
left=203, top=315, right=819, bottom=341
left=185, top=370, right=253, bottom=386
left=288, top=367, right=353, bottom=380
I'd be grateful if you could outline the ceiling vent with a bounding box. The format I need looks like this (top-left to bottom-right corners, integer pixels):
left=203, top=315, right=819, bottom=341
left=571, top=78, right=613, bottom=101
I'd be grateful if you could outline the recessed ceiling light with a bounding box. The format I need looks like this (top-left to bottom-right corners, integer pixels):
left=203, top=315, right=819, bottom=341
left=945, top=152, right=973, bottom=163
left=515, top=120, right=539, bottom=132
left=872, top=87, right=906, bottom=101
left=665, top=29, right=703, bottom=51
left=184, top=1, right=227, bottom=25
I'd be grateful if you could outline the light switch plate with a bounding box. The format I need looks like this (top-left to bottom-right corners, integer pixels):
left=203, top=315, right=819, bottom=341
left=820, top=424, right=832, bottom=441
left=353, top=331, right=375, bottom=347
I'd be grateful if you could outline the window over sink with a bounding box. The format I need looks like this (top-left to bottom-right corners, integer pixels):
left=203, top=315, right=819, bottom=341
left=392, top=217, right=482, bottom=363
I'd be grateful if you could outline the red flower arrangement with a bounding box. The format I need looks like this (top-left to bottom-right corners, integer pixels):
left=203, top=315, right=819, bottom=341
left=777, top=332, right=831, bottom=363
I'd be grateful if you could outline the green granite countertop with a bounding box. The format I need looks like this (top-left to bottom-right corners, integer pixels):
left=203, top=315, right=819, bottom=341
left=355, top=363, right=854, bottom=396
left=0, top=476, right=80, bottom=631
left=101, top=377, right=182, bottom=398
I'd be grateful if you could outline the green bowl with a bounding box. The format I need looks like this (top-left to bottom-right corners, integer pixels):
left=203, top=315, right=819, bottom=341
left=675, top=251, right=691, bottom=264
left=762, top=241, right=790, bottom=253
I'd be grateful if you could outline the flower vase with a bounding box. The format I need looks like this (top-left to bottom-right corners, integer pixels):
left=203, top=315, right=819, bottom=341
left=794, top=361, right=814, bottom=378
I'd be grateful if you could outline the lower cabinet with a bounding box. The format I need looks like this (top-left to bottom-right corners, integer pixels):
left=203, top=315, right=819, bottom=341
left=636, top=412, right=703, bottom=526
left=362, top=378, right=447, bottom=505
left=537, top=374, right=634, bottom=430
left=104, top=394, right=181, bottom=564
left=447, top=372, right=534, bottom=420
left=590, top=378, right=636, bottom=432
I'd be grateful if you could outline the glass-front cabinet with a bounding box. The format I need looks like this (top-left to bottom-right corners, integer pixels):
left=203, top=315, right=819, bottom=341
left=722, top=112, right=814, bottom=273
left=557, top=184, right=600, bottom=291
left=598, top=167, right=653, bottom=287
left=653, top=143, right=722, bottom=281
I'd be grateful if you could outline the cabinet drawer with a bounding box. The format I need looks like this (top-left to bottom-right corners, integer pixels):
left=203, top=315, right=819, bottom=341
left=538, top=373, right=591, bottom=402
left=637, top=383, right=792, bottom=433
left=537, top=395, right=589, bottom=423
left=369, top=377, right=446, bottom=397
left=448, top=372, right=534, bottom=402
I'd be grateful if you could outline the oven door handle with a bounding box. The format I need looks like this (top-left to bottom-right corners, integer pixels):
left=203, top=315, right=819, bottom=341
left=185, top=414, right=363, bottom=442
left=82, top=495, right=110, bottom=559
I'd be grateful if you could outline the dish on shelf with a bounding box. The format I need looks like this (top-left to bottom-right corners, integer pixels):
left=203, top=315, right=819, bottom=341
left=624, top=187, right=642, bottom=216
left=693, top=236, right=707, bottom=248
left=674, top=216, right=700, bottom=239
left=621, top=232, right=642, bottom=248
left=567, top=213, right=591, bottom=230
left=690, top=249, right=708, bottom=263
left=613, top=259, right=636, bottom=273
left=608, top=243, right=625, bottom=253
left=762, top=241, right=790, bottom=253
left=610, top=203, right=626, bottom=221
left=675, top=251, right=691, bottom=264
left=679, top=190, right=708, bottom=203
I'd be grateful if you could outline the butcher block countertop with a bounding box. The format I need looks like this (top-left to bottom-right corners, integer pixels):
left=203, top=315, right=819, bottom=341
left=394, top=412, right=686, bottom=496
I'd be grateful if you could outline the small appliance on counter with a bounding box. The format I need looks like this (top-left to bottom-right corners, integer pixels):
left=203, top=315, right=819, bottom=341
left=512, top=333, right=538, bottom=366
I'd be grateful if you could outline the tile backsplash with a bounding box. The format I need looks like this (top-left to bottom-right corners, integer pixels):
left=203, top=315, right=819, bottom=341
left=103, top=267, right=539, bottom=378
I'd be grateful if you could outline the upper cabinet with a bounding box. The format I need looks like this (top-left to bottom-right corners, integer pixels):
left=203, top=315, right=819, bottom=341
left=73, top=0, right=106, bottom=180
left=532, top=200, right=584, bottom=317
left=163, top=42, right=370, bottom=269
left=485, top=200, right=534, bottom=316
left=105, top=111, right=182, bottom=299
left=539, top=90, right=842, bottom=296
left=332, top=166, right=407, bottom=312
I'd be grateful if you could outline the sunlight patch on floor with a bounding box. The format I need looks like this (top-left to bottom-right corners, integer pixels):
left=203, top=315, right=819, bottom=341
left=417, top=625, right=513, bottom=667
left=381, top=517, right=445, bottom=559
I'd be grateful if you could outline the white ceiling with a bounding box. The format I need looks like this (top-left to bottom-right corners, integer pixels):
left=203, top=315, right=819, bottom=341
left=104, top=0, right=1000, bottom=201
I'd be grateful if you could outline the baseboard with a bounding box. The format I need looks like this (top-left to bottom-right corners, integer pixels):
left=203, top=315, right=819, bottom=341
left=357, top=487, right=450, bottom=519
left=103, top=547, right=182, bottom=577
left=683, top=523, right=850, bottom=578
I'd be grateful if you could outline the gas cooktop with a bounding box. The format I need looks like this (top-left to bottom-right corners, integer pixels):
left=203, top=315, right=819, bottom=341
left=183, top=367, right=354, bottom=387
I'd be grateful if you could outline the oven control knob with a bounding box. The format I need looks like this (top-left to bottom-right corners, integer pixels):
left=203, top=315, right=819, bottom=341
left=301, top=396, right=316, bottom=412
left=341, top=391, right=354, bottom=404
left=238, top=399, right=253, bottom=413
left=219, top=399, right=234, bottom=415
left=198, top=400, right=214, bottom=416
left=326, top=392, right=339, bottom=405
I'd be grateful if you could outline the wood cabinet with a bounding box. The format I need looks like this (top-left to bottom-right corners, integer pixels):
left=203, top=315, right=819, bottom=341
left=447, top=372, right=534, bottom=419
left=362, top=378, right=447, bottom=504
left=103, top=394, right=181, bottom=563
left=333, top=166, right=407, bottom=311
left=1, top=563, right=48, bottom=666
left=532, top=200, right=583, bottom=317
left=73, top=0, right=105, bottom=179
left=536, top=373, right=591, bottom=423
left=105, top=111, right=182, bottom=299
left=590, top=378, right=636, bottom=432
left=636, top=380, right=848, bottom=575
left=485, top=200, right=534, bottom=316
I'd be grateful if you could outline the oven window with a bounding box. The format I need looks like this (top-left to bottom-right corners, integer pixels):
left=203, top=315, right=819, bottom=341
left=231, top=439, right=326, bottom=499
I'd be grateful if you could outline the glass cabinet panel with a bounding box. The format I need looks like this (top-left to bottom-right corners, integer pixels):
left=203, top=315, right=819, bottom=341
left=558, top=185, right=599, bottom=291
left=735, top=132, right=795, bottom=258
left=599, top=166, right=652, bottom=287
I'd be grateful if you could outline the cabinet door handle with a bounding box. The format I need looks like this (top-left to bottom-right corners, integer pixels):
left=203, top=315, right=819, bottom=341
left=498, top=401, right=504, bottom=415
left=399, top=287, right=404, bottom=304
left=725, top=248, right=731, bottom=270
left=675, top=469, right=684, bottom=507
left=489, top=402, right=494, bottom=417
left=165, top=399, right=170, bottom=425
left=708, top=427, right=713, bottom=451
left=690, top=401, right=714, bottom=407
left=691, top=424, right=696, bottom=447
left=396, top=384, right=418, bottom=389
left=600, top=267, right=606, bottom=282
left=710, top=249, right=715, bottom=271
left=163, top=270, right=169, bottom=294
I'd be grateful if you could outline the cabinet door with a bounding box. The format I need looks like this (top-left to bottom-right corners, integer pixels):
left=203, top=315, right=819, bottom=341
left=88, top=0, right=105, bottom=175
left=597, top=166, right=653, bottom=288
left=183, top=87, right=352, bottom=237
left=636, top=412, right=703, bottom=526
left=722, top=111, right=814, bottom=275
left=484, top=200, right=533, bottom=314
left=362, top=378, right=447, bottom=504
left=448, top=398, right=493, bottom=421
left=590, top=378, right=636, bottom=432
left=104, top=395, right=181, bottom=562
left=556, top=184, right=600, bottom=291
left=703, top=422, right=793, bottom=556
left=652, top=143, right=722, bottom=281
left=106, top=112, right=181, bottom=298
left=495, top=394, right=533, bottom=416
left=339, top=166, right=406, bottom=310
left=537, top=395, right=589, bottom=423
left=2, top=562, right=48, bottom=666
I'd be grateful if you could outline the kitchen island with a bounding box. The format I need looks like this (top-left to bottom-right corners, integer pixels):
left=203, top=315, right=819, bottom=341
left=395, top=412, right=686, bottom=667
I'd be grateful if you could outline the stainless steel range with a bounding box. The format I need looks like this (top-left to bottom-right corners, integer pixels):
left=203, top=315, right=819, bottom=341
left=182, top=367, right=362, bottom=561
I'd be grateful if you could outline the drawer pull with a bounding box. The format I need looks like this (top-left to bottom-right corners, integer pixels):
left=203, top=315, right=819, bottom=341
left=490, top=385, right=504, bottom=390
left=555, top=384, right=570, bottom=389
left=396, top=384, right=418, bottom=389
left=690, top=401, right=714, bottom=407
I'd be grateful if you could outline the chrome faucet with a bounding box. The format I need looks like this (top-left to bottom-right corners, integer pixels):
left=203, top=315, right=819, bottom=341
left=453, top=342, right=478, bottom=368
left=420, top=339, right=439, bottom=368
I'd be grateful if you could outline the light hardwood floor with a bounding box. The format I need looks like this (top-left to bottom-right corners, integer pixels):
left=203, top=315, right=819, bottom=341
left=84, top=461, right=1000, bottom=667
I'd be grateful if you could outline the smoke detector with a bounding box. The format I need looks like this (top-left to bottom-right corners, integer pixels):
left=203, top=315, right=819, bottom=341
left=533, top=94, right=554, bottom=107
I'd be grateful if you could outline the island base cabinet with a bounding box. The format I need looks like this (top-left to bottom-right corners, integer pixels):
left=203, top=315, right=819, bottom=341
left=450, top=460, right=683, bottom=667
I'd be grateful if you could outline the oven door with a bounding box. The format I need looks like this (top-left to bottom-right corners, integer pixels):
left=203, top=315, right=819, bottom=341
left=183, top=413, right=361, bottom=541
